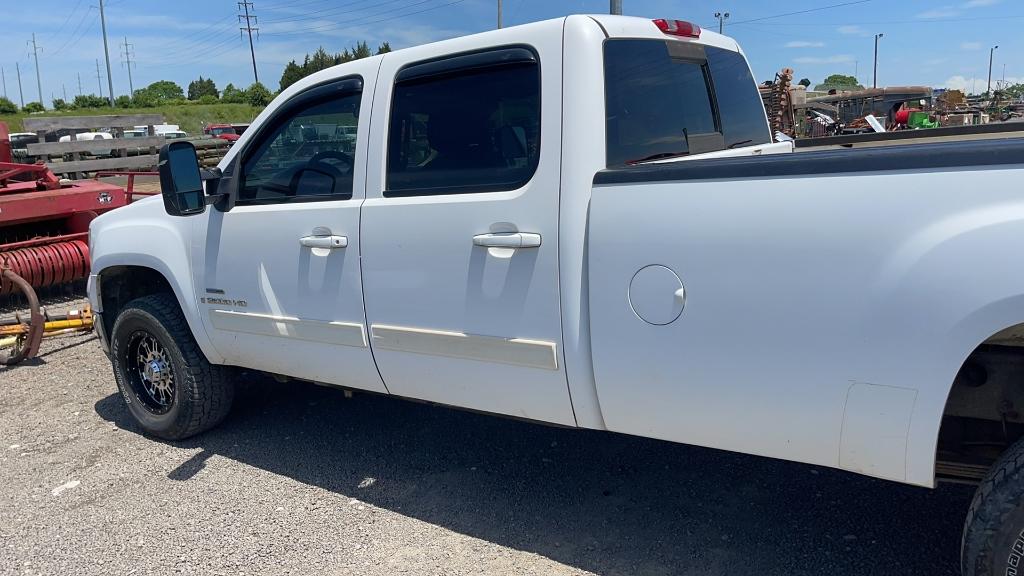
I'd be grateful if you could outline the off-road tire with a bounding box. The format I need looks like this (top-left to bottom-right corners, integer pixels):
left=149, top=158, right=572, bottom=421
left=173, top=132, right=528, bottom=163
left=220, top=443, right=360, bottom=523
left=110, top=293, right=233, bottom=440
left=963, top=435, right=1024, bottom=576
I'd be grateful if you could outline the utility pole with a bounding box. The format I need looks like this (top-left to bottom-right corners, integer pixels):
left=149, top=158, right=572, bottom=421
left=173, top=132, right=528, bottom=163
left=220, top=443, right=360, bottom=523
left=77, top=72, right=83, bottom=97
left=62, top=83, right=66, bottom=102
left=95, top=59, right=104, bottom=98
left=29, top=33, right=43, bottom=106
left=121, top=36, right=136, bottom=96
left=873, top=33, right=883, bottom=89
left=987, top=45, right=999, bottom=96
left=610, top=0, right=621, bottom=15
left=98, top=0, right=115, bottom=106
left=497, top=0, right=502, bottom=28
left=16, top=62, right=24, bottom=108
left=238, top=1, right=259, bottom=84
left=1, top=67, right=6, bottom=99
left=714, top=12, right=730, bottom=34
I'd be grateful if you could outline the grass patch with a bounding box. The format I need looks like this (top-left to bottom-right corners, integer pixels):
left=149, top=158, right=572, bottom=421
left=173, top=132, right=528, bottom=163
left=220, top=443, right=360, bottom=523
left=0, top=103, right=264, bottom=135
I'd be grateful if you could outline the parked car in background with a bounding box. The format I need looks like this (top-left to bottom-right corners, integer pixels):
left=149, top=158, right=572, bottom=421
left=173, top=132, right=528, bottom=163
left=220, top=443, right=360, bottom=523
left=204, top=123, right=239, bottom=142
left=88, top=15, right=1024, bottom=576
left=9, top=132, right=39, bottom=162
left=59, top=131, right=113, bottom=157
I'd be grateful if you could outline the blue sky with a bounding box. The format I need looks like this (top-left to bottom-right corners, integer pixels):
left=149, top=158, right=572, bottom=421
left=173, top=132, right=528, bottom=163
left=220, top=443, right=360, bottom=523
left=1, top=0, right=1019, bottom=107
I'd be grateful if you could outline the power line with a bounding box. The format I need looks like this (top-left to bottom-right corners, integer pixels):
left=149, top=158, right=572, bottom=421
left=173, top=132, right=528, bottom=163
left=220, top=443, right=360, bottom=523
left=262, top=0, right=468, bottom=37
left=121, top=36, right=136, bottom=96
left=51, top=6, right=97, bottom=57
left=49, top=0, right=85, bottom=40
left=239, top=1, right=260, bottom=84
left=729, top=0, right=874, bottom=25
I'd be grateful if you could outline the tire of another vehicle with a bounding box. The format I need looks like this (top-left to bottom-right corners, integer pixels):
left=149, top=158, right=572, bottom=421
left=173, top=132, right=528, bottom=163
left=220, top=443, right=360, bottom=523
left=109, top=293, right=234, bottom=440
left=963, top=435, right=1024, bottom=576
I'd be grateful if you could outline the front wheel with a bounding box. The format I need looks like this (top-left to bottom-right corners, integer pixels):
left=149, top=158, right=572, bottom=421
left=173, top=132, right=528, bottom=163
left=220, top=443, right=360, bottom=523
left=109, top=293, right=234, bottom=440
left=963, top=435, right=1024, bottom=576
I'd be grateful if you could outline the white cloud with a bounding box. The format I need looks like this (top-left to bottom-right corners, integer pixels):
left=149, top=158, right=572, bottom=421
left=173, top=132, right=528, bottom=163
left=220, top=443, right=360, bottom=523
left=961, top=41, right=982, bottom=50
left=943, top=75, right=1023, bottom=92
left=963, top=0, right=999, bottom=7
left=785, top=41, right=825, bottom=48
left=917, top=6, right=960, bottom=18
left=837, top=25, right=867, bottom=35
left=794, top=54, right=856, bottom=65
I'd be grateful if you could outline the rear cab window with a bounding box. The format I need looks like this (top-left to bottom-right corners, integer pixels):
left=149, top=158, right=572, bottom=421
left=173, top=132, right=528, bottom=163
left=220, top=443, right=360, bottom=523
left=604, top=39, right=770, bottom=167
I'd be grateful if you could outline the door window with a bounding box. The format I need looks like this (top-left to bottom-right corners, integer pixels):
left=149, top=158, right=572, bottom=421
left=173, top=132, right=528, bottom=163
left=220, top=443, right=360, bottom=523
left=385, top=50, right=540, bottom=196
left=239, top=81, right=362, bottom=205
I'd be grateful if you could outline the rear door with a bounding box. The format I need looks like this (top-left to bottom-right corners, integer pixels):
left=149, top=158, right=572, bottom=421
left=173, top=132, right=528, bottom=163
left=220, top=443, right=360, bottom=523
left=191, top=60, right=386, bottom=394
left=361, top=24, right=575, bottom=425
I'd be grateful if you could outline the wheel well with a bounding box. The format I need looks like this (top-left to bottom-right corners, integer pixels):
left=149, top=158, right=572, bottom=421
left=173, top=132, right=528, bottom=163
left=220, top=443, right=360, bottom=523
left=97, top=266, right=175, bottom=341
left=937, top=323, right=1024, bottom=483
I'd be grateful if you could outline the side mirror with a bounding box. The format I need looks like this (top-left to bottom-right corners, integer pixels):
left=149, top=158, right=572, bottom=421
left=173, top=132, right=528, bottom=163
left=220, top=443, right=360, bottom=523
left=158, top=141, right=206, bottom=216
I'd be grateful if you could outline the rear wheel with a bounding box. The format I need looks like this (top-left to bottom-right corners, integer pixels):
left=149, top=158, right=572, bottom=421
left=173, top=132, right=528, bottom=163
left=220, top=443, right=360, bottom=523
left=962, top=436, right=1024, bottom=576
left=109, top=293, right=233, bottom=440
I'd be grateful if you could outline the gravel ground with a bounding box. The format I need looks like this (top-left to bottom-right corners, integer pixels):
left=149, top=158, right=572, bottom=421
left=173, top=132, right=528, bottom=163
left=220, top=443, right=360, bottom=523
left=1, top=297, right=975, bottom=575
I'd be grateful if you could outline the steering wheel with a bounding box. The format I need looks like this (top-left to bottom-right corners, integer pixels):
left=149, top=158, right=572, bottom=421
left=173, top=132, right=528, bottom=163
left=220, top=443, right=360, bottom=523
left=309, top=150, right=353, bottom=174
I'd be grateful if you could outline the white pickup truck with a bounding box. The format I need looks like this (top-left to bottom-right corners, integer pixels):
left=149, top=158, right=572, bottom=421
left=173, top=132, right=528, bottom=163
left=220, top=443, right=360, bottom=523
left=87, top=15, right=1024, bottom=575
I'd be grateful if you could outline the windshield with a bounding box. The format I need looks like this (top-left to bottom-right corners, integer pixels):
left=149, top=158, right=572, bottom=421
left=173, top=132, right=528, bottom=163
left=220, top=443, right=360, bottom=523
left=211, top=127, right=236, bottom=136
left=604, top=39, right=770, bottom=167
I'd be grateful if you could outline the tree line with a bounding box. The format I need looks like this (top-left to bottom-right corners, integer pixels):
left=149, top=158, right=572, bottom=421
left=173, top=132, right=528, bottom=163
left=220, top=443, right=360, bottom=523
left=0, top=41, right=392, bottom=115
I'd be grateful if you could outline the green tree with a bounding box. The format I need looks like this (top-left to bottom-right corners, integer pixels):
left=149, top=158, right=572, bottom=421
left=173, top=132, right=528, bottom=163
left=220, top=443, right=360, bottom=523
left=279, top=60, right=304, bottom=91
left=0, top=96, right=18, bottom=114
left=221, top=83, right=246, bottom=104
left=73, top=94, right=108, bottom=108
left=22, top=102, right=45, bottom=113
left=52, top=98, right=71, bottom=110
left=278, top=41, right=392, bottom=92
left=245, top=82, right=272, bottom=107
left=114, top=95, right=133, bottom=108
left=814, top=74, right=863, bottom=92
left=135, top=80, right=184, bottom=104
left=187, top=76, right=219, bottom=100
left=798, top=78, right=811, bottom=88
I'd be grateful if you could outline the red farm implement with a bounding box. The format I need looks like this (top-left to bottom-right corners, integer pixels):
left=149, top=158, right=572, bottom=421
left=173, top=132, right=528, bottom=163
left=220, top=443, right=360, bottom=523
left=0, top=122, right=157, bottom=364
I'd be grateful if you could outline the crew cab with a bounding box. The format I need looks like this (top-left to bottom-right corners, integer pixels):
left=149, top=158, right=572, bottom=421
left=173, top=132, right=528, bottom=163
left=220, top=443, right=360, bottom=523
left=87, top=15, right=1024, bottom=575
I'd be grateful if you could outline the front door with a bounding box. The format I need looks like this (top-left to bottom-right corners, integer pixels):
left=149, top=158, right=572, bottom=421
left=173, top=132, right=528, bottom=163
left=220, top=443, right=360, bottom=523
left=360, top=30, right=575, bottom=425
left=192, top=63, right=386, bottom=394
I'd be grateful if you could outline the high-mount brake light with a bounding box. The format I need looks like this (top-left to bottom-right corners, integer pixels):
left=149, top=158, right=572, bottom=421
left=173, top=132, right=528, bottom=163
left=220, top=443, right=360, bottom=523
left=653, top=19, right=701, bottom=39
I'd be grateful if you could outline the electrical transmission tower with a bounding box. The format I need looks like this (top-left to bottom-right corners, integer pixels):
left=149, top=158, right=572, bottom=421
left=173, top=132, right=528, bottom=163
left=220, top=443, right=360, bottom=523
left=238, top=1, right=259, bottom=84
left=121, top=37, right=136, bottom=96
left=28, top=33, right=43, bottom=105
left=95, top=59, right=104, bottom=98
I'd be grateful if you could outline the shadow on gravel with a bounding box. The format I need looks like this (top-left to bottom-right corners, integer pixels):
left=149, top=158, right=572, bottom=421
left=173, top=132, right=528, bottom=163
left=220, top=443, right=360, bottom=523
left=95, top=377, right=973, bottom=576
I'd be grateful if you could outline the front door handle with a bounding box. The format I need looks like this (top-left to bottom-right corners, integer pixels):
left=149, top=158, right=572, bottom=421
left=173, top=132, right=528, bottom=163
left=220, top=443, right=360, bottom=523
left=300, top=235, right=348, bottom=249
left=472, top=232, right=542, bottom=249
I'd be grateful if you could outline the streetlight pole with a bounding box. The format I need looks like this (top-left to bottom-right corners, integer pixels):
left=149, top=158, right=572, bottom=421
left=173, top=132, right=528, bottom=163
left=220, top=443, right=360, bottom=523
left=714, top=12, right=730, bottom=34
left=610, top=0, right=621, bottom=15
left=873, top=33, right=883, bottom=89
left=987, top=45, right=999, bottom=96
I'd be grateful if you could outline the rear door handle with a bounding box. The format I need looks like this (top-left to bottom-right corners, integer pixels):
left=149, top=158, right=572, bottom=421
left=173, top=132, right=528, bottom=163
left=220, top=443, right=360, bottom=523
left=300, top=235, right=348, bottom=249
left=472, top=232, right=542, bottom=249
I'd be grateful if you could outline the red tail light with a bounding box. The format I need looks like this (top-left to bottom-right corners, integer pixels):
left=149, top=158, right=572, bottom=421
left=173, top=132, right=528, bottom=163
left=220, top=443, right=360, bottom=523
left=653, top=19, right=701, bottom=38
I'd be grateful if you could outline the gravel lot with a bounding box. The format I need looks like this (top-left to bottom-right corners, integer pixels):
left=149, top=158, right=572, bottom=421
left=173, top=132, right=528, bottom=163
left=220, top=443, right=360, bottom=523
left=1, top=297, right=974, bottom=575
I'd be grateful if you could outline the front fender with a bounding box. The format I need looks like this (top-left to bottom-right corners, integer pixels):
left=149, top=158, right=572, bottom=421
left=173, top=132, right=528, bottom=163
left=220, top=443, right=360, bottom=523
left=89, top=199, right=223, bottom=364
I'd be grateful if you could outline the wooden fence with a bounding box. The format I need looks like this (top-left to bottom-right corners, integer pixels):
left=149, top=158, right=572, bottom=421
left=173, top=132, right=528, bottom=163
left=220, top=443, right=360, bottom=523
left=22, top=114, right=230, bottom=176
